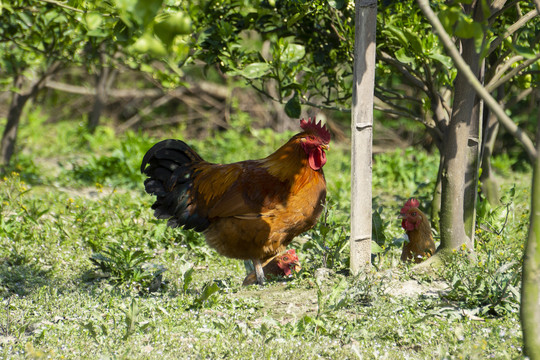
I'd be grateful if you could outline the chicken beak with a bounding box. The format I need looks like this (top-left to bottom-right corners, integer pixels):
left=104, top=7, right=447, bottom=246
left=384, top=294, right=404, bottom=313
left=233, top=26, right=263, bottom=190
left=321, top=144, right=330, bottom=151
left=291, top=260, right=302, bottom=273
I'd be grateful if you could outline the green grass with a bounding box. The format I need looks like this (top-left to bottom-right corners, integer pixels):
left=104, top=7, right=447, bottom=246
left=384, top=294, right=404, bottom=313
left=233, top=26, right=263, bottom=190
left=0, top=115, right=531, bottom=359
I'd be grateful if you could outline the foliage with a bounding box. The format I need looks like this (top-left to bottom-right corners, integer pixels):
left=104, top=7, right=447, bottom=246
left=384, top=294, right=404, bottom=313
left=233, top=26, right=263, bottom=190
left=440, top=188, right=528, bottom=318
left=301, top=203, right=350, bottom=272
left=442, top=245, right=522, bottom=317
left=190, top=0, right=354, bottom=113
left=89, top=243, right=166, bottom=292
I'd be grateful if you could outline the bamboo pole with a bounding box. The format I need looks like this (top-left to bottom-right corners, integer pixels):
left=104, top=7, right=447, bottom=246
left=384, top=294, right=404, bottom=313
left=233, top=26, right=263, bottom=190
left=350, top=0, right=377, bottom=275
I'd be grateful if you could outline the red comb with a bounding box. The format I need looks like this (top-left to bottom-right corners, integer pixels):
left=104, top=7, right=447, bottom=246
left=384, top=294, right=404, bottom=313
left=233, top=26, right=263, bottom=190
left=300, top=117, right=331, bottom=144
left=286, top=249, right=297, bottom=258
left=400, top=198, right=420, bottom=214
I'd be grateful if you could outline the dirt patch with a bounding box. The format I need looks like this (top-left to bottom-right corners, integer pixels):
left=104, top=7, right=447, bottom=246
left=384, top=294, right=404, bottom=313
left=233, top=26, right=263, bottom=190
left=384, top=279, right=449, bottom=298
left=234, top=283, right=318, bottom=323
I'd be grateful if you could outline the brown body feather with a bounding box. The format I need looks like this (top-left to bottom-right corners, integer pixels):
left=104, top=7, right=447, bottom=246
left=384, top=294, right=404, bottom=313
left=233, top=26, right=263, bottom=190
left=141, top=119, right=329, bottom=284
left=400, top=200, right=436, bottom=263
left=202, top=140, right=326, bottom=261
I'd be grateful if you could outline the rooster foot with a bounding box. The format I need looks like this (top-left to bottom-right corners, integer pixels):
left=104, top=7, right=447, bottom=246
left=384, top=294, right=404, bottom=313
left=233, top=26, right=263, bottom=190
left=253, top=259, right=265, bottom=285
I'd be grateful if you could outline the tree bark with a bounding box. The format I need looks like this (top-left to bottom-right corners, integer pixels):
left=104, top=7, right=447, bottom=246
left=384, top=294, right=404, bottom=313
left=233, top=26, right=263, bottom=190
left=464, top=59, right=484, bottom=244
left=521, top=93, right=540, bottom=359
left=88, top=50, right=116, bottom=133
left=431, top=152, right=443, bottom=231
left=439, top=30, right=480, bottom=250
left=350, top=0, right=376, bottom=275
left=0, top=63, right=61, bottom=170
left=1, top=75, right=28, bottom=170
left=479, top=90, right=503, bottom=206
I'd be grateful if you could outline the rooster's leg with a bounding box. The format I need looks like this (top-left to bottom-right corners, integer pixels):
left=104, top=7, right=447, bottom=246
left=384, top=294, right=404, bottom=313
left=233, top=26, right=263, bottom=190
left=253, top=259, right=265, bottom=285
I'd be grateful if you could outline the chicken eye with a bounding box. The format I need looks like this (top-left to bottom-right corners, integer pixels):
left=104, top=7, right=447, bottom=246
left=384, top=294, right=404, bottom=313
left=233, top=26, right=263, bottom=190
left=282, top=256, right=289, bottom=261
left=411, top=211, right=417, bottom=216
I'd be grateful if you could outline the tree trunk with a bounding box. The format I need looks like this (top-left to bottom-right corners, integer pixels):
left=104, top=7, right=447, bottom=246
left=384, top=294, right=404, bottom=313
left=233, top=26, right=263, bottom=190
left=463, top=81, right=483, bottom=243
left=431, top=152, right=443, bottom=232
left=1, top=75, right=30, bottom=170
left=521, top=94, right=540, bottom=359
left=439, top=31, right=480, bottom=251
left=88, top=54, right=115, bottom=133
left=479, top=91, right=502, bottom=206
left=350, top=0, right=376, bottom=275
left=0, top=63, right=61, bottom=170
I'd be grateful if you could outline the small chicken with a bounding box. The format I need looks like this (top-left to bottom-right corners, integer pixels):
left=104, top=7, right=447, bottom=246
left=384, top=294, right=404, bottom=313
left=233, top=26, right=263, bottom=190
left=242, top=249, right=301, bottom=286
left=141, top=118, right=330, bottom=285
left=400, top=198, right=436, bottom=263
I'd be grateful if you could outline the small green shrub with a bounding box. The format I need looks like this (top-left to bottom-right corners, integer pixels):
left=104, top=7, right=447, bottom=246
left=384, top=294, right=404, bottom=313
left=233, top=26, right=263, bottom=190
left=89, top=244, right=166, bottom=292
left=441, top=245, right=521, bottom=317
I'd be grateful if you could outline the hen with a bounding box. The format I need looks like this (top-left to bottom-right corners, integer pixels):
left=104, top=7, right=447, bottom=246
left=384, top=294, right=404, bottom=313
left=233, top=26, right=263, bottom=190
left=242, top=249, right=301, bottom=286
left=141, top=118, right=330, bottom=285
left=400, top=198, right=436, bottom=263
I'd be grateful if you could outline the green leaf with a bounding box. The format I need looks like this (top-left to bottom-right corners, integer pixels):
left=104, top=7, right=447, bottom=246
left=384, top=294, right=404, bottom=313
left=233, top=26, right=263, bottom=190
left=328, top=0, right=345, bottom=9
left=371, top=241, right=384, bottom=254
left=134, top=0, right=163, bottom=26
left=385, top=25, right=408, bottom=47
left=454, top=17, right=483, bottom=39
left=154, top=11, right=192, bottom=46
left=394, top=48, right=415, bottom=65
left=191, top=282, right=220, bottom=308
left=131, top=33, right=167, bottom=57
left=438, top=7, right=461, bottom=34
left=183, top=267, right=194, bottom=293
left=280, top=43, right=305, bottom=63
left=429, top=53, right=453, bottom=69
left=285, top=95, right=301, bottom=118
left=84, top=13, right=102, bottom=31
left=372, top=208, right=386, bottom=245
left=236, top=62, right=271, bottom=79
left=404, top=29, right=423, bottom=53
left=512, top=45, right=536, bottom=60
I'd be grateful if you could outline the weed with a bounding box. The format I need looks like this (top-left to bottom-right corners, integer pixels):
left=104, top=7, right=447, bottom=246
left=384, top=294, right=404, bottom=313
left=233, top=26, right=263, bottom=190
left=89, top=244, right=166, bottom=292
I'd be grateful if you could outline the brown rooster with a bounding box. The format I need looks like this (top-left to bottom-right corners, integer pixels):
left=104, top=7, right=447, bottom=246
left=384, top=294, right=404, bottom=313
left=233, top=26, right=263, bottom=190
left=242, top=249, right=301, bottom=286
left=141, top=118, right=330, bottom=285
left=400, top=198, right=436, bottom=263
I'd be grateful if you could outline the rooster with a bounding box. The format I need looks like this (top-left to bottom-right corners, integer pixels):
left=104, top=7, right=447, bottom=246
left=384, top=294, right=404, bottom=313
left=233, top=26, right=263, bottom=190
left=242, top=249, right=301, bottom=286
left=141, top=118, right=330, bottom=285
left=400, top=198, right=436, bottom=263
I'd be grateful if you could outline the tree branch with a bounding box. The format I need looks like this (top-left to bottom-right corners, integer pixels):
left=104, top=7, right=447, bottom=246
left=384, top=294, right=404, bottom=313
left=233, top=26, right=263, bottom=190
left=45, top=80, right=165, bottom=98
left=116, top=95, right=175, bottom=133
left=37, top=0, right=84, bottom=13
left=486, top=53, right=540, bottom=92
left=487, top=9, right=539, bottom=56
left=378, top=51, right=428, bottom=92
left=417, top=0, right=537, bottom=162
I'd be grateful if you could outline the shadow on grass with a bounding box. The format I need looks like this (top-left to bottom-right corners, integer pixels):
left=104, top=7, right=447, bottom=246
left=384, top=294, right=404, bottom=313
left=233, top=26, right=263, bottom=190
left=0, top=255, right=52, bottom=297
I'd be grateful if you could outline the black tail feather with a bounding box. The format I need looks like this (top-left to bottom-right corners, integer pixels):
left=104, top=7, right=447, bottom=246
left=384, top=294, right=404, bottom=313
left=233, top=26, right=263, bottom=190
left=141, top=139, right=209, bottom=232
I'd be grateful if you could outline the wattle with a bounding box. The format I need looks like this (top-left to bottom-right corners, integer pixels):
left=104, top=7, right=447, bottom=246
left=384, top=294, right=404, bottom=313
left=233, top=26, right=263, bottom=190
left=308, top=147, right=326, bottom=170
left=402, top=219, right=416, bottom=231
